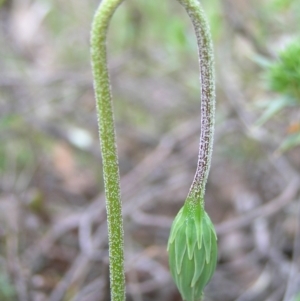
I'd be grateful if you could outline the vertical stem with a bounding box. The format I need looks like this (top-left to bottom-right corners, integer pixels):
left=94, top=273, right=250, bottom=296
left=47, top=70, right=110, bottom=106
left=90, top=1, right=125, bottom=301
left=177, top=0, right=216, bottom=205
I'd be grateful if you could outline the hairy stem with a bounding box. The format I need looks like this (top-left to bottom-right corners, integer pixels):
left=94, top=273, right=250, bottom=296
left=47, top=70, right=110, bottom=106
left=90, top=1, right=125, bottom=301
left=177, top=0, right=216, bottom=206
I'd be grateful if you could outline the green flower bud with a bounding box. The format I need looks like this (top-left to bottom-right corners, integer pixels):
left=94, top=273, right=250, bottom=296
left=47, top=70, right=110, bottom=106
left=167, top=201, right=218, bottom=301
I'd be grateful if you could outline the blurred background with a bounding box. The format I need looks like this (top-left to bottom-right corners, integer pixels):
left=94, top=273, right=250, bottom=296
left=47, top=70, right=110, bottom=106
left=1, top=0, right=300, bottom=300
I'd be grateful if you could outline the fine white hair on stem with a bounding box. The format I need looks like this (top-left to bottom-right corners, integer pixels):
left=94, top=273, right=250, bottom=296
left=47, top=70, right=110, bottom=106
left=177, top=0, right=216, bottom=206
left=91, top=1, right=126, bottom=301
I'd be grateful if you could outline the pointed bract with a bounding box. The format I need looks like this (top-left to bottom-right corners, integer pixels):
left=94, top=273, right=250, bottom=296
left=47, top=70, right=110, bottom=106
left=168, top=202, right=218, bottom=301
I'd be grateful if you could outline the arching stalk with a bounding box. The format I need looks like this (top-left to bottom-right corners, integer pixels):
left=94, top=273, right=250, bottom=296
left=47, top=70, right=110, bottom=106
left=178, top=0, right=216, bottom=206
left=91, top=0, right=217, bottom=300
left=168, top=1, right=217, bottom=301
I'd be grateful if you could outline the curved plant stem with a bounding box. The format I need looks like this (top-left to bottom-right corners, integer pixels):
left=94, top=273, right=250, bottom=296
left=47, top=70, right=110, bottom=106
left=177, top=0, right=216, bottom=207
left=91, top=0, right=215, bottom=300
left=90, top=1, right=125, bottom=301
left=168, top=4, right=217, bottom=300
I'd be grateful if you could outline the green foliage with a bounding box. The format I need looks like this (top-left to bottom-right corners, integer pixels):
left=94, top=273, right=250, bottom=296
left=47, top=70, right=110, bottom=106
left=168, top=202, right=218, bottom=301
left=277, top=132, right=300, bottom=153
left=257, top=40, right=300, bottom=153
left=267, top=40, right=300, bottom=100
left=255, top=96, right=297, bottom=127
